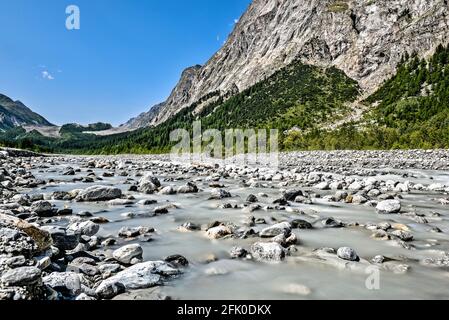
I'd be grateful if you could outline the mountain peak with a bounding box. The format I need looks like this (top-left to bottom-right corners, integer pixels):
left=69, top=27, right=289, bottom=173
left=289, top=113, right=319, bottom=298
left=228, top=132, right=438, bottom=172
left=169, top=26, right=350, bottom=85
left=123, top=0, right=449, bottom=129
left=0, top=93, right=54, bottom=130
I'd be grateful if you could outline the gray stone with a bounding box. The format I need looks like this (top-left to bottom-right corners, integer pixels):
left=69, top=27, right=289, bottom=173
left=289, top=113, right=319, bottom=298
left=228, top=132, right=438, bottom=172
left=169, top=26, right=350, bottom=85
left=260, top=222, right=292, bottom=238
left=30, top=200, right=53, bottom=216
left=337, top=247, right=359, bottom=262
left=138, top=174, right=161, bottom=194
left=206, top=226, right=232, bottom=239
left=67, top=220, right=100, bottom=237
left=113, top=244, right=143, bottom=264
left=251, top=242, right=285, bottom=262
left=390, top=230, right=414, bottom=242
left=376, top=200, right=401, bottom=214
left=43, top=272, right=82, bottom=297
left=95, top=261, right=179, bottom=299
left=159, top=186, right=176, bottom=195
left=1, top=266, right=41, bottom=287
left=230, top=247, right=248, bottom=259
left=177, top=182, right=199, bottom=194
left=41, top=226, right=79, bottom=251
left=209, top=189, right=231, bottom=200
left=283, top=189, right=303, bottom=201
left=75, top=186, right=122, bottom=202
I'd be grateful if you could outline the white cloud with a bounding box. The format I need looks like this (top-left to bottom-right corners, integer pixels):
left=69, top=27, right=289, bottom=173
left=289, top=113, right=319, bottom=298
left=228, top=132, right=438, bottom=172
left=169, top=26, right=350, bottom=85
left=234, top=18, right=239, bottom=24
left=42, top=70, right=55, bottom=80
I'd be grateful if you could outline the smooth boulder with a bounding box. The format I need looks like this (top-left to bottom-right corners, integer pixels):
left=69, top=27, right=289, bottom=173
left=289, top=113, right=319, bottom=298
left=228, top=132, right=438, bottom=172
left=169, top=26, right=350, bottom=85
left=113, top=244, right=143, bottom=264
left=251, top=242, right=285, bottom=262
left=75, top=186, right=122, bottom=202
left=376, top=200, right=401, bottom=214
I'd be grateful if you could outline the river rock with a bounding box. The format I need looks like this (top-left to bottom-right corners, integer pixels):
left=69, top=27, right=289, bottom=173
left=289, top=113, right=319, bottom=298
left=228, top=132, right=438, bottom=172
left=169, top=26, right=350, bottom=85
left=43, top=272, right=81, bottom=297
left=376, top=200, right=401, bottom=214
left=283, top=189, right=303, bottom=201
left=291, top=219, right=313, bottom=229
left=390, top=230, right=414, bottom=242
left=113, top=244, right=143, bottom=264
left=30, top=201, right=54, bottom=216
left=206, top=226, right=232, bottom=239
left=138, top=174, right=161, bottom=194
left=337, top=247, right=359, bottom=262
left=75, top=186, right=122, bottom=202
left=67, top=221, right=100, bottom=237
left=230, top=247, right=248, bottom=259
left=209, top=189, right=231, bottom=200
left=41, top=226, right=80, bottom=251
left=260, top=222, right=291, bottom=238
left=250, top=242, right=285, bottom=262
left=246, top=194, right=259, bottom=203
left=177, top=182, right=199, bottom=194
left=159, top=186, right=176, bottom=195
left=1, top=267, right=42, bottom=287
left=95, top=261, right=179, bottom=299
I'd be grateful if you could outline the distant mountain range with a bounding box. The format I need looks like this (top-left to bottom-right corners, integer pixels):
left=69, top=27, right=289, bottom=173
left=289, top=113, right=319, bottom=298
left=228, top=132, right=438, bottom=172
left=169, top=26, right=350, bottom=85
left=0, top=94, right=53, bottom=130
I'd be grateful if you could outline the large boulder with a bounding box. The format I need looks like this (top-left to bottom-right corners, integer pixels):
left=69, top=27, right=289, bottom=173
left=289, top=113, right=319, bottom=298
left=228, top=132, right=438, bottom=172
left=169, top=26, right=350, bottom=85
left=376, top=200, right=401, bottom=214
left=283, top=189, right=303, bottom=201
left=206, top=226, right=232, bottom=239
left=75, top=186, right=122, bottom=202
left=250, top=242, right=285, bottom=262
left=113, top=244, right=143, bottom=265
left=337, top=247, right=359, bottom=262
left=95, top=261, right=180, bottom=299
left=67, top=220, right=100, bottom=237
left=138, top=174, right=161, bottom=194
left=43, top=272, right=82, bottom=297
left=40, top=226, right=79, bottom=251
left=208, top=189, right=231, bottom=200
left=1, top=267, right=42, bottom=287
left=260, top=222, right=292, bottom=238
left=30, top=201, right=55, bottom=217
left=177, top=182, right=199, bottom=194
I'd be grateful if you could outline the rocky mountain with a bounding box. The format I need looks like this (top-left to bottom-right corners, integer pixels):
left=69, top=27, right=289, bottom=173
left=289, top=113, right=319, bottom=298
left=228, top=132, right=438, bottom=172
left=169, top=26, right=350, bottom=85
left=122, top=65, right=202, bottom=130
left=123, top=0, right=449, bottom=129
left=0, top=94, right=53, bottom=130
left=121, top=102, right=165, bottom=130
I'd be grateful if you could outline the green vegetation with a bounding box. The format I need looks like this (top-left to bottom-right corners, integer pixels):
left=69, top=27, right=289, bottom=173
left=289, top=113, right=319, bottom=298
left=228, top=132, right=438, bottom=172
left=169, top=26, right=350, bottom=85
left=2, top=43, right=448, bottom=154
left=59, top=122, right=112, bottom=134
left=284, top=44, right=449, bottom=150
left=0, top=60, right=360, bottom=154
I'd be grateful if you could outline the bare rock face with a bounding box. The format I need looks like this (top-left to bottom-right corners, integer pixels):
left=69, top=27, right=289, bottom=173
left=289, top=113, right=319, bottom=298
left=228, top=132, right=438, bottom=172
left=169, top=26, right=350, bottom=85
left=121, top=102, right=165, bottom=130
left=125, top=0, right=449, bottom=128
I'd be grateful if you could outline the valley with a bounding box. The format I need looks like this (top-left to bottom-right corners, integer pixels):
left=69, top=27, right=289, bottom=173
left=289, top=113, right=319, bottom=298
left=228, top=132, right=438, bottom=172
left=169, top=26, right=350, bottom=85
left=1, top=0, right=449, bottom=301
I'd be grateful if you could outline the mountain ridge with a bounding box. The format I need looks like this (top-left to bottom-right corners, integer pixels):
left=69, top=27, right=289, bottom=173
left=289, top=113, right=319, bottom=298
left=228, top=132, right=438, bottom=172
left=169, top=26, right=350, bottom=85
left=123, top=0, right=449, bottom=130
left=0, top=93, right=54, bottom=130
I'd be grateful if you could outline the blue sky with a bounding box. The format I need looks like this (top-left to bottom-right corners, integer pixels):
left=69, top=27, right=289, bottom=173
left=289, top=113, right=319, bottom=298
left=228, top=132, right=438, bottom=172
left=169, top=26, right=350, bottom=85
left=0, top=0, right=251, bottom=126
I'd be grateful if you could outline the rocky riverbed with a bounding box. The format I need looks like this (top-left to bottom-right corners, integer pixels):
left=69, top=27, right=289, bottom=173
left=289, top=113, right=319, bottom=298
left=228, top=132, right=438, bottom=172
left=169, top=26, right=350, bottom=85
left=1, top=149, right=449, bottom=300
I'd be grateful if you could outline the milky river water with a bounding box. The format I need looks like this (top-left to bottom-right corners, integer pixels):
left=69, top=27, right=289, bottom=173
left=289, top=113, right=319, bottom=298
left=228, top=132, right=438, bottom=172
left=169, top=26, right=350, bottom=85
left=23, top=161, right=449, bottom=300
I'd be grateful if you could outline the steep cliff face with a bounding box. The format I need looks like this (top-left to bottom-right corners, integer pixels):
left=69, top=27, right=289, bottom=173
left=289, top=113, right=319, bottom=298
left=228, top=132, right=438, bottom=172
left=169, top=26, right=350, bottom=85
left=126, top=0, right=449, bottom=128
left=123, top=65, right=202, bottom=129
left=121, top=102, right=165, bottom=130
